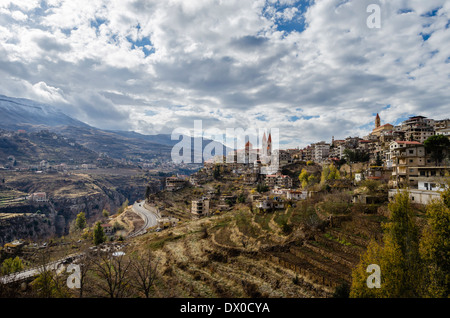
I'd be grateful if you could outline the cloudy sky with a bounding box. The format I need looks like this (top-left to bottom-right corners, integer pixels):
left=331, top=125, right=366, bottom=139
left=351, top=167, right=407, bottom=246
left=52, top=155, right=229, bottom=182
left=0, top=0, right=449, bottom=148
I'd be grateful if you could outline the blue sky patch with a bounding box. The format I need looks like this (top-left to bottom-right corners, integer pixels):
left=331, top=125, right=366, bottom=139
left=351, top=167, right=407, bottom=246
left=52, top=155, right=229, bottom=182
left=126, top=36, right=155, bottom=57
left=262, top=0, right=311, bottom=35
left=421, top=7, right=442, bottom=17
left=398, top=8, right=414, bottom=15
left=421, top=32, right=432, bottom=41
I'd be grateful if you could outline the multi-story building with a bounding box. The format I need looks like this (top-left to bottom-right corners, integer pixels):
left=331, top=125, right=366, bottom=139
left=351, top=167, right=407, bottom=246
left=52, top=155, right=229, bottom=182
left=311, top=141, right=330, bottom=163
left=264, top=172, right=293, bottom=189
left=390, top=141, right=432, bottom=187
left=191, top=197, right=210, bottom=218
left=165, top=177, right=187, bottom=191
left=300, top=146, right=313, bottom=162
left=435, top=119, right=450, bottom=138
left=278, top=150, right=292, bottom=166
left=401, top=116, right=435, bottom=143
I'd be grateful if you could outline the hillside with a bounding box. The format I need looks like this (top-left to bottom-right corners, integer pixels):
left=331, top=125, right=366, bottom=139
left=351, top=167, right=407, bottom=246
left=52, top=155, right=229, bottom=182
left=128, top=199, right=391, bottom=298
left=0, top=95, right=88, bottom=130
left=0, top=129, right=117, bottom=167
left=0, top=94, right=229, bottom=165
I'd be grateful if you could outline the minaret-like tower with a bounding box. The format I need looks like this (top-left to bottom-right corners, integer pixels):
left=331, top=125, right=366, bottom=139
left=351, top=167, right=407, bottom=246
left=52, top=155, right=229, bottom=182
left=267, top=133, right=272, bottom=156
left=375, top=113, right=381, bottom=128
left=261, top=132, right=267, bottom=156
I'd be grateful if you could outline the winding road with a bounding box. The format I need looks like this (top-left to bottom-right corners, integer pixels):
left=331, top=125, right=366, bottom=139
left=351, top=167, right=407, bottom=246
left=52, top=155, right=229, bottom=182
left=1, top=201, right=159, bottom=285
left=127, top=201, right=160, bottom=238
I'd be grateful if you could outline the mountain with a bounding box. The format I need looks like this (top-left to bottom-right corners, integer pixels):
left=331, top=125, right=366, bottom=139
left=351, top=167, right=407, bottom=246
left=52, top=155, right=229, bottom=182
left=0, top=95, right=229, bottom=164
left=0, top=95, right=89, bottom=130
left=0, top=129, right=117, bottom=167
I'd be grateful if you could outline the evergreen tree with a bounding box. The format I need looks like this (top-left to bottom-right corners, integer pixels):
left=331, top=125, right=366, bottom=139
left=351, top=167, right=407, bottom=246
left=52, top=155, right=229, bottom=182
left=424, top=135, right=450, bottom=166
left=93, top=221, right=106, bottom=245
left=75, top=212, right=87, bottom=230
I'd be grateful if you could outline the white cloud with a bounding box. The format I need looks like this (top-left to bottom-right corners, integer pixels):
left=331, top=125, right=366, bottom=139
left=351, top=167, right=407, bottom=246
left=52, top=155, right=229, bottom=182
left=0, top=0, right=448, bottom=148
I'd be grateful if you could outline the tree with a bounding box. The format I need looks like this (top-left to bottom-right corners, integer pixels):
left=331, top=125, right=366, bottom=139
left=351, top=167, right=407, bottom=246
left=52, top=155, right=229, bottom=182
left=75, top=212, right=87, bottom=231
left=237, top=192, right=246, bottom=203
left=321, top=164, right=341, bottom=183
left=298, top=168, right=309, bottom=182
left=213, top=164, right=221, bottom=179
left=93, top=221, right=106, bottom=245
left=117, top=199, right=129, bottom=214
left=298, top=169, right=309, bottom=189
left=0, top=256, right=23, bottom=275
left=350, top=191, right=421, bottom=297
left=145, top=185, right=151, bottom=201
left=30, top=248, right=70, bottom=298
left=343, top=149, right=370, bottom=163
left=383, top=190, right=421, bottom=296
left=92, top=251, right=133, bottom=298
left=350, top=240, right=384, bottom=298
left=73, top=253, right=94, bottom=298
left=102, top=209, right=110, bottom=218
left=256, top=183, right=269, bottom=193
left=375, top=153, right=383, bottom=167
left=130, top=252, right=159, bottom=298
left=424, top=135, right=450, bottom=166
left=419, top=198, right=450, bottom=297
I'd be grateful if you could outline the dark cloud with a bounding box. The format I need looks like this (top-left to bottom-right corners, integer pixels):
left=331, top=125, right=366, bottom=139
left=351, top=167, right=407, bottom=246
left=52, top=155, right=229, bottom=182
left=34, top=35, right=72, bottom=52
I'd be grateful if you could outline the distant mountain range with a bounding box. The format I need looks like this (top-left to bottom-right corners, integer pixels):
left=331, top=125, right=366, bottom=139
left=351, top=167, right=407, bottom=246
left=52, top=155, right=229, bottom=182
left=0, top=95, right=228, bottom=163
left=0, top=95, right=89, bottom=130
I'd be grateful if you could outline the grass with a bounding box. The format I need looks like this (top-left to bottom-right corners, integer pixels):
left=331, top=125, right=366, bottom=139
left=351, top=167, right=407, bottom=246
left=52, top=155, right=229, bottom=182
left=324, top=232, right=352, bottom=246
left=146, top=234, right=185, bottom=250
left=254, top=213, right=272, bottom=231
left=235, top=210, right=260, bottom=239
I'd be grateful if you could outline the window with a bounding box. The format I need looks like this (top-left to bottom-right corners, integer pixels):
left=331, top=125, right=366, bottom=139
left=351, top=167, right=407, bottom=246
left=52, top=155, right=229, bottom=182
left=409, top=150, right=414, bottom=154
left=409, top=159, right=413, bottom=163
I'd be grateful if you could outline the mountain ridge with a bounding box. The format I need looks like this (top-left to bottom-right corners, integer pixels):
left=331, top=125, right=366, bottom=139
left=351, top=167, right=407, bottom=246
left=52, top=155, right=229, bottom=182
left=0, top=94, right=229, bottom=163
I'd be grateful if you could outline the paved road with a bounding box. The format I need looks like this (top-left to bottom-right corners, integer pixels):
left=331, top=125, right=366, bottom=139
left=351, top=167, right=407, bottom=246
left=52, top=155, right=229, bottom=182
left=0, top=253, right=80, bottom=284
left=1, top=202, right=158, bottom=285
left=128, top=201, right=159, bottom=238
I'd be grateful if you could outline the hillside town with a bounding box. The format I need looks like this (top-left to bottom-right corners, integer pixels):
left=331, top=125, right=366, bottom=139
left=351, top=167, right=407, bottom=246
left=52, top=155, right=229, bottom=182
left=155, top=114, right=449, bottom=220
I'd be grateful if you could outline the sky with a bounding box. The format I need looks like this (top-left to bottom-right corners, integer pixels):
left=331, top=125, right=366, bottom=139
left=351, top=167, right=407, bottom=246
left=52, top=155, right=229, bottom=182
left=0, top=0, right=449, bottom=149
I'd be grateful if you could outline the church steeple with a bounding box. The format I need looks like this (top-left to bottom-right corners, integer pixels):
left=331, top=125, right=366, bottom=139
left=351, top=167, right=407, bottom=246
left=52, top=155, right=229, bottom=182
left=375, top=113, right=381, bottom=128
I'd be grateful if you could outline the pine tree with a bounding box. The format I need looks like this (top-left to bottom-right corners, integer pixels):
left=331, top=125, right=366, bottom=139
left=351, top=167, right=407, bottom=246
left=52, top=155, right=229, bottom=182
left=93, top=221, right=106, bottom=245
left=75, top=212, right=87, bottom=230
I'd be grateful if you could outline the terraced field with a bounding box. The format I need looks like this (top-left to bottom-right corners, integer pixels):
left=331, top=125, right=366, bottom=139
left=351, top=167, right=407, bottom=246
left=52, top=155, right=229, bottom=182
left=129, top=201, right=386, bottom=298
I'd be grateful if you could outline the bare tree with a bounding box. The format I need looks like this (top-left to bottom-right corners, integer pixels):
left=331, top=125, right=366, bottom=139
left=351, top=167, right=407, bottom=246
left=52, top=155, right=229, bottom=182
left=30, top=247, right=65, bottom=298
left=72, top=252, right=95, bottom=298
left=91, top=250, right=133, bottom=298
left=130, top=251, right=159, bottom=298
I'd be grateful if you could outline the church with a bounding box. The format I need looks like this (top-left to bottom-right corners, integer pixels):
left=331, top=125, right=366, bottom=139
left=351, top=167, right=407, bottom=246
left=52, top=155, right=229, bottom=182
left=371, top=113, right=393, bottom=137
